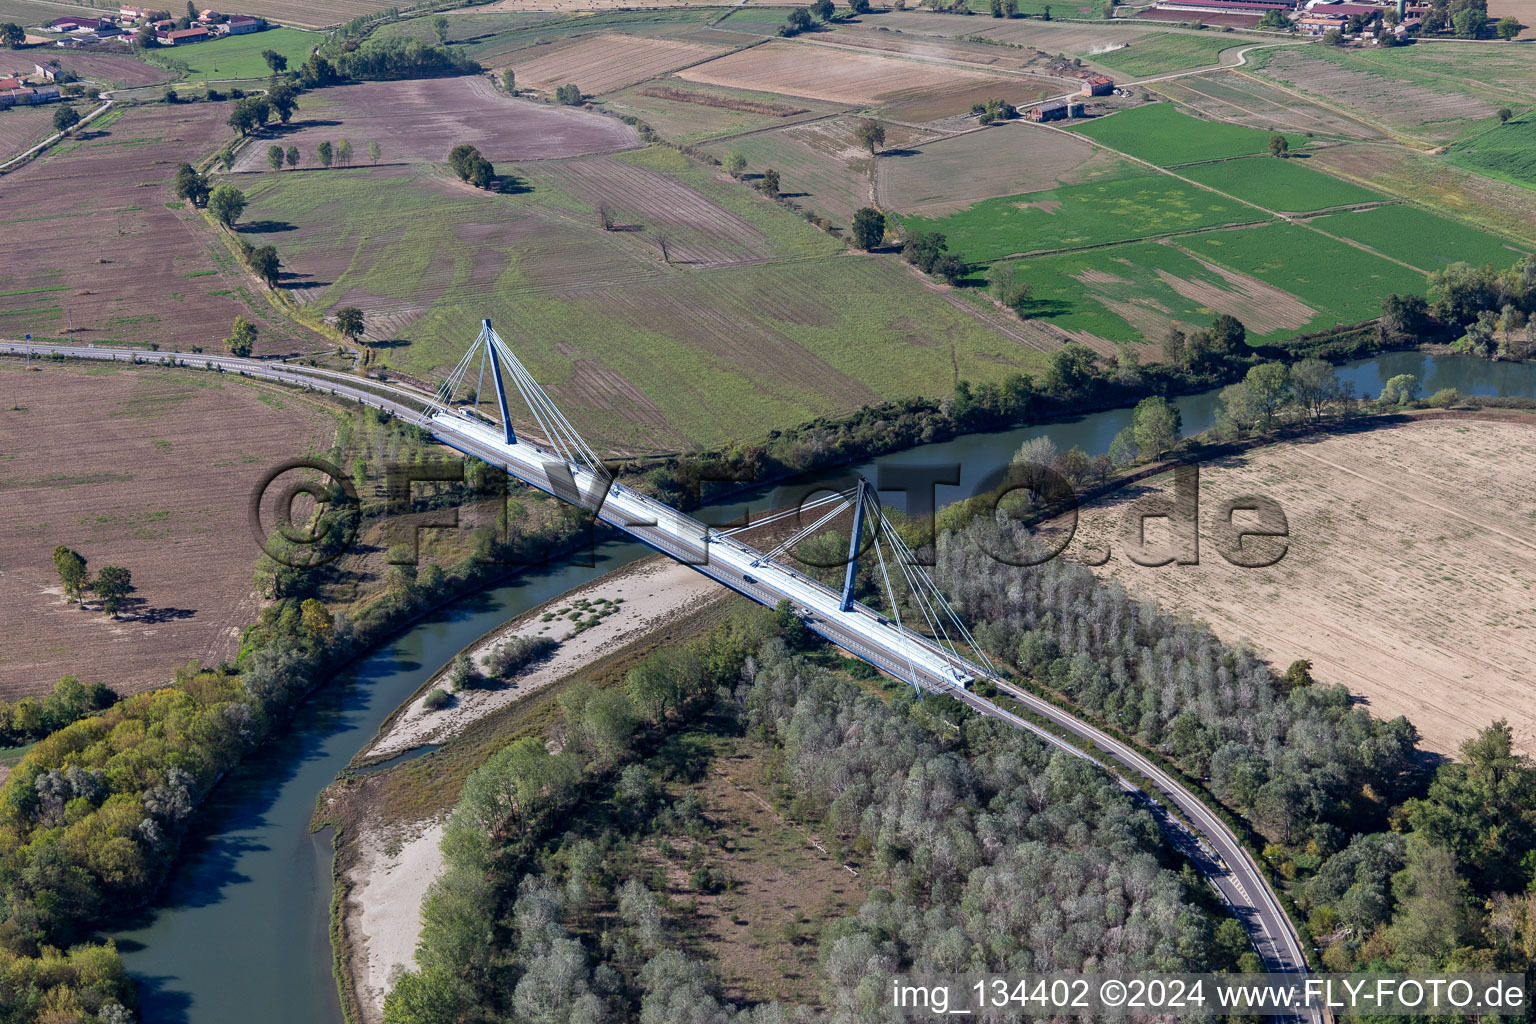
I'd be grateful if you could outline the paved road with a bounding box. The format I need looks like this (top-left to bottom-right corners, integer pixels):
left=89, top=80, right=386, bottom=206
left=3, top=339, right=1314, bottom=993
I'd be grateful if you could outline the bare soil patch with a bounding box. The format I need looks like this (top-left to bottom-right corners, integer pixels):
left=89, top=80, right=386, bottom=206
left=0, top=103, right=322, bottom=352
left=232, top=77, right=638, bottom=171
left=677, top=39, right=1009, bottom=106
left=48, top=50, right=176, bottom=87
left=1255, top=48, right=1498, bottom=142
left=0, top=106, right=53, bottom=160
left=636, top=84, right=807, bottom=117
left=1157, top=247, right=1317, bottom=335
left=1066, top=419, right=1536, bottom=756
left=0, top=361, right=336, bottom=699
left=499, top=32, right=731, bottom=96
left=1152, top=70, right=1384, bottom=139
left=875, top=76, right=1054, bottom=123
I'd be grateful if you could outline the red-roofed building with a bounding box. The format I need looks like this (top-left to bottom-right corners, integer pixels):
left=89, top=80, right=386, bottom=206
left=160, top=25, right=210, bottom=43
left=1081, top=74, right=1115, bottom=96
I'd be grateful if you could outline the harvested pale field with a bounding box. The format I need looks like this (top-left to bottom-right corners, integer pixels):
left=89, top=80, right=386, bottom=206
left=211, top=0, right=395, bottom=28
left=1487, top=0, right=1536, bottom=37
left=677, top=39, right=1010, bottom=106
left=0, top=106, right=53, bottom=160
left=0, top=361, right=336, bottom=699
left=482, top=0, right=722, bottom=10
left=231, top=77, right=637, bottom=171
left=1133, top=8, right=1262, bottom=26
left=875, top=77, right=1054, bottom=123
left=1068, top=418, right=1536, bottom=756
left=858, top=10, right=1161, bottom=49
left=815, top=24, right=1042, bottom=69
left=1151, top=70, right=1384, bottom=139
left=877, top=121, right=1107, bottom=214
left=1307, top=142, right=1536, bottom=251
left=1253, top=48, right=1499, bottom=142
left=45, top=50, right=176, bottom=87
left=703, top=116, right=941, bottom=225
left=605, top=80, right=834, bottom=143
left=498, top=32, right=732, bottom=95
left=0, top=103, right=322, bottom=352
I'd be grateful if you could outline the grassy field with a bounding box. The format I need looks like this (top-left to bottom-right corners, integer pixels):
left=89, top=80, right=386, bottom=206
left=1309, top=205, right=1529, bottom=272
left=231, top=152, right=1048, bottom=451
left=993, top=238, right=1326, bottom=345
left=892, top=171, right=1261, bottom=262
left=1177, top=156, right=1384, bottom=212
left=1448, top=115, right=1536, bottom=189
left=1181, top=222, right=1424, bottom=327
left=143, top=27, right=320, bottom=79
left=1149, top=70, right=1385, bottom=139
left=1086, top=31, right=1235, bottom=77
left=1071, top=102, right=1308, bottom=166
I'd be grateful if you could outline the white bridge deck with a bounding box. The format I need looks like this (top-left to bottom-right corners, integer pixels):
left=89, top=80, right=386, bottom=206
left=434, top=410, right=977, bottom=692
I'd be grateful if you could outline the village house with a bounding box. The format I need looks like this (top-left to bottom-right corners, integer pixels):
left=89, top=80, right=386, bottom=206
left=225, top=14, right=261, bottom=33
left=1026, top=99, right=1085, bottom=122
left=35, top=61, right=62, bottom=81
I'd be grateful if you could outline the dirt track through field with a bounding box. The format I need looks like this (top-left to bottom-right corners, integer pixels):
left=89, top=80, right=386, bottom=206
left=1069, top=419, right=1536, bottom=755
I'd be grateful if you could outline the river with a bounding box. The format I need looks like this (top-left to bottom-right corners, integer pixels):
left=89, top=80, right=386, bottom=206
left=110, top=352, right=1536, bottom=1023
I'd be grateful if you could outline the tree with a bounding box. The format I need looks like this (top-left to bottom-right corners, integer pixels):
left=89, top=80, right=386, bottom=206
left=1452, top=7, right=1486, bottom=36
left=208, top=184, right=247, bottom=226
left=850, top=207, right=885, bottom=250
left=555, top=83, right=582, bottom=105
left=225, top=315, right=257, bottom=356
left=1215, top=380, right=1262, bottom=435
left=52, top=105, right=81, bottom=133
left=850, top=0, right=870, bottom=12
left=368, top=140, right=381, bottom=165
left=853, top=118, right=886, bottom=155
left=1497, top=15, right=1521, bottom=38
left=1162, top=326, right=1187, bottom=367
left=335, top=306, right=365, bottom=343
left=300, top=598, right=333, bottom=636
left=987, top=261, right=1030, bottom=309
left=218, top=148, right=235, bottom=171
left=267, top=81, right=297, bottom=123
left=810, top=0, right=834, bottom=19
left=336, top=138, right=353, bottom=167
left=902, top=231, right=948, bottom=273
left=759, top=168, right=780, bottom=197
left=1267, top=133, right=1289, bottom=158
left=1289, top=357, right=1339, bottom=422
left=1322, top=26, right=1343, bottom=44
left=227, top=97, right=270, bottom=137
left=174, top=163, right=210, bottom=206
left=782, top=6, right=813, bottom=33
left=1497, top=106, right=1514, bottom=123
left=931, top=253, right=965, bottom=284
left=447, top=143, right=478, bottom=180
left=1042, top=341, right=1097, bottom=397
left=261, top=48, right=287, bottom=74
left=724, top=150, right=746, bottom=178
left=1381, top=291, right=1431, bottom=339
left=316, top=140, right=333, bottom=168
left=247, top=245, right=280, bottom=287
left=1258, top=7, right=1289, bottom=28
left=991, top=0, right=1004, bottom=15
left=1, top=23, right=24, bottom=48
left=1242, top=362, right=1290, bottom=429
left=92, top=566, right=133, bottom=618
left=1130, top=395, right=1181, bottom=459
left=286, top=145, right=300, bottom=169
left=467, top=153, right=495, bottom=189
left=267, top=144, right=285, bottom=171
left=502, top=68, right=515, bottom=94
left=382, top=965, right=471, bottom=1024
left=433, top=14, right=449, bottom=42
left=1378, top=372, right=1421, bottom=405
left=53, top=546, right=90, bottom=604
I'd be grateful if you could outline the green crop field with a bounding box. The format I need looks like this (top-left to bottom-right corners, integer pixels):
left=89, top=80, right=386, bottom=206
left=1310, top=205, right=1529, bottom=272
left=1448, top=116, right=1536, bottom=189
left=893, top=171, right=1260, bottom=262
left=233, top=159, right=1046, bottom=450
left=144, top=27, right=319, bottom=79
left=1071, top=103, right=1308, bottom=167
left=1178, top=156, right=1384, bottom=212
left=1181, top=223, right=1425, bottom=328
left=1087, top=32, right=1234, bottom=77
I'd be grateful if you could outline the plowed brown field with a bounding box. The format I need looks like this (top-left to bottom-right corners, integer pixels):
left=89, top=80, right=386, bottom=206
left=677, top=40, right=1009, bottom=105
left=499, top=32, right=732, bottom=96
left=1068, top=419, right=1536, bottom=755
left=232, top=77, right=638, bottom=171
left=0, top=103, right=323, bottom=353
left=0, top=361, right=336, bottom=698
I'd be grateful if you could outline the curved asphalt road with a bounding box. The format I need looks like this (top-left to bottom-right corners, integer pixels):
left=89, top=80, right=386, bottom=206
left=2, top=339, right=1313, bottom=994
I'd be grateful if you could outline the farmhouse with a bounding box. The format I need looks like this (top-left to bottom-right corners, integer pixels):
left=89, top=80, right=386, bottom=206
left=1081, top=74, right=1114, bottom=96
left=35, top=61, right=62, bottom=81
left=225, top=15, right=262, bottom=33
left=119, top=5, right=151, bottom=18
left=160, top=25, right=211, bottom=43
left=1297, top=13, right=1349, bottom=30
left=1026, top=99, right=1084, bottom=122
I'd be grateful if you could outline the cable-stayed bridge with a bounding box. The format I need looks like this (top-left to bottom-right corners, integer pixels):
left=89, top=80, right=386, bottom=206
left=0, top=333, right=1314, bottom=990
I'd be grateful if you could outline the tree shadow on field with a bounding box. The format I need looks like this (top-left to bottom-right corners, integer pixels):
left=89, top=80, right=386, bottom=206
left=269, top=118, right=342, bottom=135
left=494, top=177, right=531, bottom=196
left=277, top=269, right=328, bottom=290
left=1014, top=297, right=1077, bottom=318
left=116, top=597, right=197, bottom=624
left=239, top=220, right=295, bottom=234
left=364, top=338, right=411, bottom=349
left=880, top=147, right=921, bottom=158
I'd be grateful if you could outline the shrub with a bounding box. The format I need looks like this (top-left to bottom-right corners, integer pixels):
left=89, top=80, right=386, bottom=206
left=423, top=687, right=452, bottom=711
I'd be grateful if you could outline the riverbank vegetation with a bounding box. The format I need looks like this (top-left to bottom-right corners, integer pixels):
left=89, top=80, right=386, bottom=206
left=384, top=609, right=1234, bottom=1024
